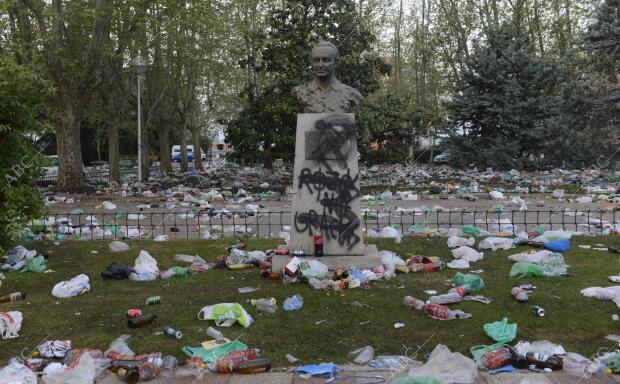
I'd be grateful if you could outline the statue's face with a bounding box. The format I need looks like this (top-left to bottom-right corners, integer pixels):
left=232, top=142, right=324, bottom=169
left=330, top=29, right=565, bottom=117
left=311, top=46, right=337, bottom=80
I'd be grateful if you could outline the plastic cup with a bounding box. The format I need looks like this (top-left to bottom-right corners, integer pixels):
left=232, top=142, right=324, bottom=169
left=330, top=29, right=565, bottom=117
left=160, top=356, right=178, bottom=378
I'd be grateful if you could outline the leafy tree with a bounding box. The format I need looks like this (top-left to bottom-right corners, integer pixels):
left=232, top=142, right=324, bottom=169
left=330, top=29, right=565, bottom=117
left=0, top=56, right=52, bottom=251
left=226, top=0, right=389, bottom=166
left=443, top=22, right=563, bottom=170
left=583, top=0, right=619, bottom=129
left=355, top=94, right=415, bottom=164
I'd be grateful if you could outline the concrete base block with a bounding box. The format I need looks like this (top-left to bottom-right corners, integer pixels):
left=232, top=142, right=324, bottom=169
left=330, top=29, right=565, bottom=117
left=272, top=244, right=381, bottom=272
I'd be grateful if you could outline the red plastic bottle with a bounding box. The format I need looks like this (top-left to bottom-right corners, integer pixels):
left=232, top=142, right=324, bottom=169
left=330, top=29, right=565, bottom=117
left=313, top=225, right=324, bottom=257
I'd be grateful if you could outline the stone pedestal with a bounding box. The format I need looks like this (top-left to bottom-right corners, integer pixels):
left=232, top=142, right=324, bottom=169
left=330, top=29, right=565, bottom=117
left=289, top=113, right=379, bottom=267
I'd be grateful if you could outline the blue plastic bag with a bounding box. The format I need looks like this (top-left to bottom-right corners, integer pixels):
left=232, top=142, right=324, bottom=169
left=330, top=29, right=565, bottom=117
left=283, top=294, right=303, bottom=311
left=544, top=238, right=569, bottom=253
left=294, top=363, right=338, bottom=378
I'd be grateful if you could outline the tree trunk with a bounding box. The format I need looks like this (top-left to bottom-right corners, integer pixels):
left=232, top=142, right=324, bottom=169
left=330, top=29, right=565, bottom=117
left=56, top=96, right=86, bottom=190
left=180, top=121, right=188, bottom=172
left=158, top=124, right=171, bottom=173
left=107, top=119, right=120, bottom=184
left=191, top=126, right=202, bottom=172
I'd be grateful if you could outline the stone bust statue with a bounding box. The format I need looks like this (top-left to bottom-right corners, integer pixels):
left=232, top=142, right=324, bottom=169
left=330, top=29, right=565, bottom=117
left=292, top=41, right=363, bottom=113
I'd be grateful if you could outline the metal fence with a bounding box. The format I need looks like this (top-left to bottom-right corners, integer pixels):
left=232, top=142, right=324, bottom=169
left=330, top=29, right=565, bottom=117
left=25, top=209, right=619, bottom=241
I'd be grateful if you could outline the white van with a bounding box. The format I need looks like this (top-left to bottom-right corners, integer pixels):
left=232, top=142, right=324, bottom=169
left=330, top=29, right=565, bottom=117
left=171, top=145, right=206, bottom=162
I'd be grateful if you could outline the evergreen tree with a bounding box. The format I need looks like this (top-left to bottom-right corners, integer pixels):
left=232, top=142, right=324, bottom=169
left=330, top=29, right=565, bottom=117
left=443, top=22, right=563, bottom=170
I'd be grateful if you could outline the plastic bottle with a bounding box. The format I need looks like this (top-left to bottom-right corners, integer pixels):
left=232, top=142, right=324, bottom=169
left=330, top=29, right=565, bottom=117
left=127, top=314, right=157, bottom=329
left=0, top=292, right=26, bottom=303
left=251, top=298, right=277, bottom=313
left=232, top=358, right=272, bottom=374
left=448, top=286, right=468, bottom=297
left=526, top=352, right=563, bottom=370
left=313, top=225, right=324, bottom=257
left=215, top=350, right=258, bottom=373
left=511, top=287, right=529, bottom=302
left=105, top=335, right=135, bottom=359
left=424, top=304, right=469, bottom=320
left=206, top=327, right=223, bottom=339
left=408, top=262, right=442, bottom=273
left=427, top=292, right=462, bottom=305
left=481, top=348, right=512, bottom=369
left=403, top=296, right=426, bottom=310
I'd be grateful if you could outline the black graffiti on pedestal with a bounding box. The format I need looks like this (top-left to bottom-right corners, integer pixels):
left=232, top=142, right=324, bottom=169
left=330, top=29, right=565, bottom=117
left=294, top=167, right=361, bottom=250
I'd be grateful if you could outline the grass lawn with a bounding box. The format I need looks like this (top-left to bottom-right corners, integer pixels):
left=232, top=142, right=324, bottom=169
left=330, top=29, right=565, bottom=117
left=1, top=236, right=620, bottom=366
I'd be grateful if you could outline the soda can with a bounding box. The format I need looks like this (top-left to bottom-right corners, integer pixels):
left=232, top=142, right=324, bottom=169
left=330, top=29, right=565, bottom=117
left=107, top=351, right=132, bottom=360
left=146, top=296, right=161, bottom=305
left=291, top=250, right=306, bottom=257
left=163, top=326, right=183, bottom=339
left=126, top=309, right=142, bottom=318
left=531, top=305, right=545, bottom=317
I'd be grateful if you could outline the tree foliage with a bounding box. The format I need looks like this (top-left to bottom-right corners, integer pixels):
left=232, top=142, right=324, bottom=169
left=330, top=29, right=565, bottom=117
left=0, top=55, right=52, bottom=250
left=443, top=22, right=563, bottom=169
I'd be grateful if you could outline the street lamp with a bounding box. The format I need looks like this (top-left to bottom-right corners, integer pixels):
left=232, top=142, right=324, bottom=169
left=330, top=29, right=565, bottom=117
left=130, top=56, right=148, bottom=194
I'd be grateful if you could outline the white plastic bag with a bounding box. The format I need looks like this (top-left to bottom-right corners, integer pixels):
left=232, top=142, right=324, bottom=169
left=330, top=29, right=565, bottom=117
left=134, top=250, right=159, bottom=274
left=447, top=236, right=475, bottom=248
left=447, top=259, right=470, bottom=269
left=197, top=303, right=253, bottom=328
left=0, top=311, right=23, bottom=339
left=451, top=246, right=484, bottom=262
left=407, top=344, right=477, bottom=383
left=108, top=241, right=130, bottom=252
left=299, top=260, right=329, bottom=279
left=380, top=251, right=405, bottom=279
left=42, top=354, right=96, bottom=384
left=52, top=274, right=90, bottom=298
left=0, top=361, right=37, bottom=384
left=378, top=227, right=402, bottom=243
left=489, top=190, right=505, bottom=200
left=478, top=237, right=514, bottom=251
left=508, top=250, right=553, bottom=264
left=101, top=201, right=116, bottom=210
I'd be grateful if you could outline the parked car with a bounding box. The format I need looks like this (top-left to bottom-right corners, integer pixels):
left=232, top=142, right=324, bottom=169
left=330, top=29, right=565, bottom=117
left=433, top=151, right=452, bottom=163
left=171, top=145, right=207, bottom=162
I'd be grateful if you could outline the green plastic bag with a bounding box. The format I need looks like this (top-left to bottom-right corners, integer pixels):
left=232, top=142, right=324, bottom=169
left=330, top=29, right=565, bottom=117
left=452, top=273, right=485, bottom=292
left=171, top=266, right=197, bottom=277
left=393, top=377, right=439, bottom=384
left=462, top=225, right=481, bottom=237
left=606, top=352, right=620, bottom=373
left=20, top=255, right=46, bottom=273
left=483, top=318, right=517, bottom=343
left=491, top=204, right=504, bottom=213
left=510, top=262, right=544, bottom=278
left=182, top=340, right=248, bottom=363
left=534, top=225, right=545, bottom=235
left=470, top=343, right=506, bottom=370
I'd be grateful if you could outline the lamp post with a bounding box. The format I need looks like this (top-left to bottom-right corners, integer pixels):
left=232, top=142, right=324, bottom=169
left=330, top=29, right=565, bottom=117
left=130, top=57, right=148, bottom=194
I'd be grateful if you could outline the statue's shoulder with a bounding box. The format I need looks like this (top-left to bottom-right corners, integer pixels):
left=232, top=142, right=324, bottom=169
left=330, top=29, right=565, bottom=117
left=335, top=81, right=363, bottom=104
left=291, top=82, right=313, bottom=97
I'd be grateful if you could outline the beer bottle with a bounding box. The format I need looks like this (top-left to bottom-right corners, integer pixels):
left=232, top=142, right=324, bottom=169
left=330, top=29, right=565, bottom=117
left=0, top=292, right=26, bottom=303
left=127, top=314, right=157, bottom=329
left=108, top=360, right=141, bottom=373
left=117, top=367, right=140, bottom=383
left=526, top=352, right=563, bottom=370
left=232, top=358, right=272, bottom=374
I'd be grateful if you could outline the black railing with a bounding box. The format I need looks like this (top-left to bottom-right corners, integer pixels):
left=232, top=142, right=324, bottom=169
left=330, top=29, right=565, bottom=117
left=24, top=209, right=619, bottom=241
